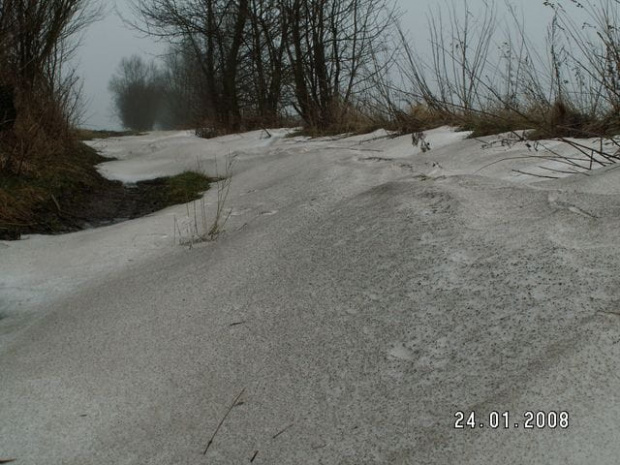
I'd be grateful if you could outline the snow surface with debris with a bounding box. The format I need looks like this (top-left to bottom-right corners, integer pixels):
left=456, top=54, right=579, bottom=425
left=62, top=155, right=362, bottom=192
left=2, top=127, right=620, bottom=464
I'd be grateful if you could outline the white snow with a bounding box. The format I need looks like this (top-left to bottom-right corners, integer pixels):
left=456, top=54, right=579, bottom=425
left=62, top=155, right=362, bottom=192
left=2, top=126, right=620, bottom=464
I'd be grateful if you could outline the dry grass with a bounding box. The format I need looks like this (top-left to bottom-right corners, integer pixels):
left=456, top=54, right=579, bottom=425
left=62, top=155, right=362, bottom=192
left=174, top=155, right=235, bottom=247
left=0, top=135, right=108, bottom=239
left=0, top=84, right=99, bottom=239
left=290, top=101, right=390, bottom=137
left=374, top=0, right=620, bottom=153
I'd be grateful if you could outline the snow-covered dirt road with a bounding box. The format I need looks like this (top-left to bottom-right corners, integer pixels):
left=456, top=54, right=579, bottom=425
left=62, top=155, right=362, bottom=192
left=2, top=128, right=620, bottom=464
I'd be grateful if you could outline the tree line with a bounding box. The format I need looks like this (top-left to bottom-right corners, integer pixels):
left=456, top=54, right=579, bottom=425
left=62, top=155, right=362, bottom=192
left=111, top=0, right=396, bottom=132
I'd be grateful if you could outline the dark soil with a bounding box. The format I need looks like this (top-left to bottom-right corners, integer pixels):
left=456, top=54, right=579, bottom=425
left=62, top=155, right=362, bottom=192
left=53, top=178, right=198, bottom=230
left=0, top=144, right=213, bottom=240
left=0, top=179, right=179, bottom=240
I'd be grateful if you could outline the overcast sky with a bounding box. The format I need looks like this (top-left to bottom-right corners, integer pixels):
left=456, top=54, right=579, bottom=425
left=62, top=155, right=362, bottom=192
left=75, top=0, right=557, bottom=130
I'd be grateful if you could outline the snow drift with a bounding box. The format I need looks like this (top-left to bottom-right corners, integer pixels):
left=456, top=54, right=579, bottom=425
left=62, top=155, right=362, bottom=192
left=1, top=127, right=620, bottom=464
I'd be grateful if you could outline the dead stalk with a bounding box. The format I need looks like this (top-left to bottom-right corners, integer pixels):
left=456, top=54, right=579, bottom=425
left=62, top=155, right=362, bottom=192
left=207, top=154, right=235, bottom=241
left=203, top=388, right=246, bottom=456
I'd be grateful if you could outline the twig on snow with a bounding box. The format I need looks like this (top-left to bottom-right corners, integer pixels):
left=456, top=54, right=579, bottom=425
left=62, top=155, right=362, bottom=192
left=272, top=423, right=294, bottom=440
left=203, top=388, right=246, bottom=456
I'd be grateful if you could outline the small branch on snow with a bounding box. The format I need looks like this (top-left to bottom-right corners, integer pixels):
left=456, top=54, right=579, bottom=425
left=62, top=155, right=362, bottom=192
left=203, top=388, right=246, bottom=456
left=512, top=169, right=559, bottom=179
left=272, top=423, right=294, bottom=440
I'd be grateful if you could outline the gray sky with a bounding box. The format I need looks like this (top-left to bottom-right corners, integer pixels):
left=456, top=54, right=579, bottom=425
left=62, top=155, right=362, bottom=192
left=75, top=0, right=556, bottom=130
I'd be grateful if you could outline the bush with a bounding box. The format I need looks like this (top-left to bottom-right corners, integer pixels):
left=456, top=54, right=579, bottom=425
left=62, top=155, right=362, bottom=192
left=109, top=55, right=164, bottom=131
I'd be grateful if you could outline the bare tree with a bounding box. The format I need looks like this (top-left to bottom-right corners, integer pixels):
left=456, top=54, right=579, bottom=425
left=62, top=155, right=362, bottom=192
left=242, top=0, right=289, bottom=125
left=0, top=0, right=100, bottom=174
left=132, top=0, right=397, bottom=132
left=157, top=40, right=204, bottom=129
left=281, top=0, right=396, bottom=129
left=0, top=0, right=99, bottom=88
left=109, top=55, right=164, bottom=131
left=132, top=0, right=251, bottom=130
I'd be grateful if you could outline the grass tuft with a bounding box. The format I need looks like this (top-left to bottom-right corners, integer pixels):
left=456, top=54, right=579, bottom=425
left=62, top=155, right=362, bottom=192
left=162, top=171, right=214, bottom=205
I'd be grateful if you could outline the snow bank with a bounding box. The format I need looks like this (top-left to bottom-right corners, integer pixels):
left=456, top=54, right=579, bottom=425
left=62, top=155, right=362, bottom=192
left=2, top=127, right=620, bottom=464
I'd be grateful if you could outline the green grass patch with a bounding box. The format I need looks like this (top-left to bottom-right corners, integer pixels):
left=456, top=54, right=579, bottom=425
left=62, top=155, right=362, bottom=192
left=0, top=139, right=216, bottom=240
left=164, top=171, right=214, bottom=204
left=137, top=171, right=216, bottom=209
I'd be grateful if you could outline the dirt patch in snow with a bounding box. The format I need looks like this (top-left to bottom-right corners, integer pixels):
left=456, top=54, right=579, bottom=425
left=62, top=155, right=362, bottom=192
left=2, top=174, right=212, bottom=240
